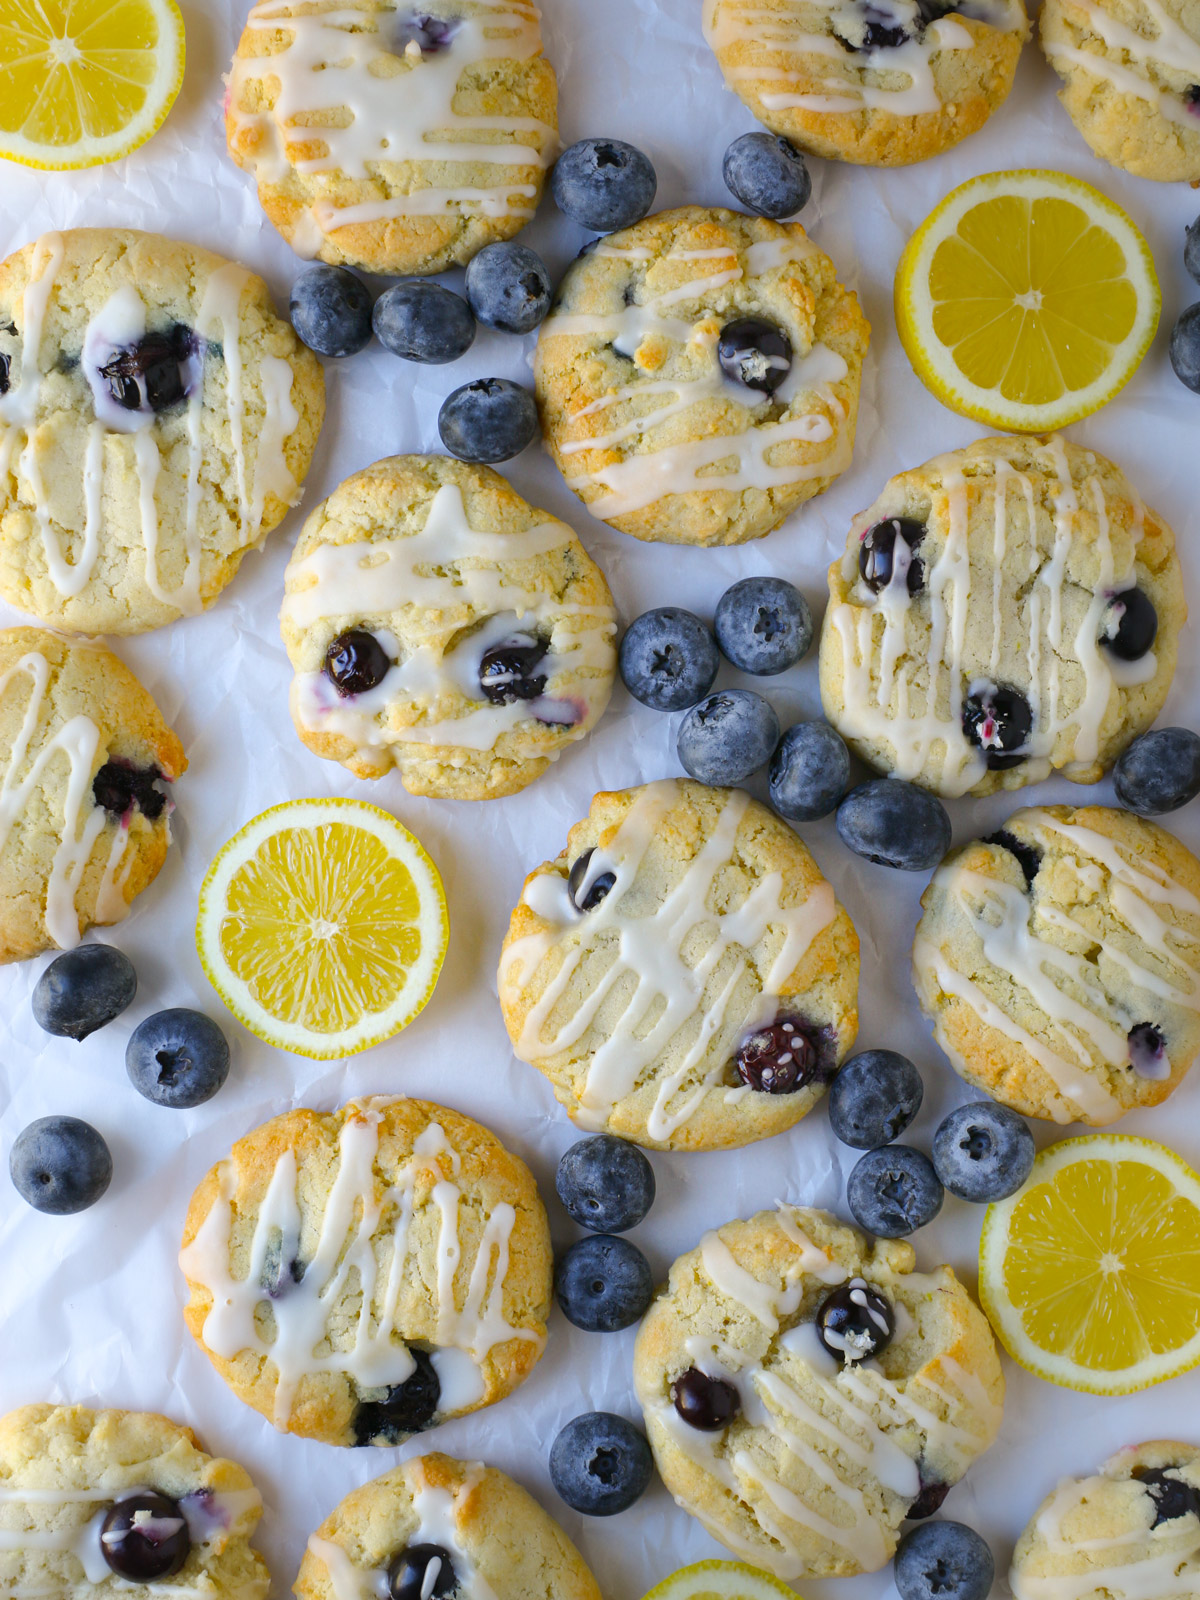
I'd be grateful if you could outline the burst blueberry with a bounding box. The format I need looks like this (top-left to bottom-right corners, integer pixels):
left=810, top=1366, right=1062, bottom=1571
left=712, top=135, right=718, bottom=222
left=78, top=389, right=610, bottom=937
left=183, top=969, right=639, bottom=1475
left=827, top=1049, right=923, bottom=1149
left=834, top=3, right=911, bottom=51
left=769, top=722, right=852, bottom=822
left=1128, top=1022, right=1169, bottom=1080
left=722, top=132, right=811, bottom=219
left=847, top=1144, right=943, bottom=1237
left=290, top=265, right=373, bottom=357
left=478, top=634, right=547, bottom=702
left=465, top=241, right=552, bottom=334
left=388, top=1545, right=456, bottom=1600
left=32, top=944, right=137, bottom=1041
left=92, top=761, right=167, bottom=820
left=10, top=1116, right=112, bottom=1215
left=397, top=12, right=459, bottom=52
left=353, top=1349, right=441, bottom=1444
left=567, top=848, right=616, bottom=912
left=551, top=139, right=657, bottom=233
left=98, top=325, right=197, bottom=413
left=816, top=1279, right=895, bottom=1363
left=439, top=378, right=539, bottom=463
left=931, top=1102, right=1035, bottom=1202
left=126, top=1009, right=230, bottom=1109
left=962, top=682, right=1032, bottom=768
left=619, top=608, right=719, bottom=711
left=373, top=281, right=475, bottom=364
left=984, top=828, right=1042, bottom=887
left=555, top=1234, right=653, bottom=1332
left=1114, top=728, right=1200, bottom=816
left=101, top=1492, right=190, bottom=1581
left=715, top=577, right=812, bottom=675
left=859, top=518, right=926, bottom=594
left=717, top=319, right=792, bottom=394
left=1133, top=1466, right=1200, bottom=1526
left=556, top=1135, right=655, bottom=1233
left=894, top=1520, right=994, bottom=1600
left=677, top=690, right=780, bottom=786
left=735, top=1016, right=824, bottom=1093
left=836, top=780, right=951, bottom=872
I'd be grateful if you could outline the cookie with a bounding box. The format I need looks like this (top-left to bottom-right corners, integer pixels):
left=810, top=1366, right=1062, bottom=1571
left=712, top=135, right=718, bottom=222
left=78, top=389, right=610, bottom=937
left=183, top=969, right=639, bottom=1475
left=535, top=207, right=868, bottom=548
left=1010, top=1441, right=1200, bottom=1600
left=0, top=229, right=324, bottom=635
left=819, top=434, right=1183, bottom=799
left=1040, top=0, right=1200, bottom=183
left=226, top=1, right=558, bottom=276
left=633, top=1206, right=1004, bottom=1580
left=179, top=1096, right=552, bottom=1447
left=912, top=805, right=1200, bottom=1126
left=703, top=0, right=1029, bottom=167
left=0, top=627, right=186, bottom=964
left=0, top=1403, right=268, bottom=1600
left=281, top=454, right=617, bottom=801
left=294, top=1453, right=601, bottom=1600
left=497, top=779, right=859, bottom=1151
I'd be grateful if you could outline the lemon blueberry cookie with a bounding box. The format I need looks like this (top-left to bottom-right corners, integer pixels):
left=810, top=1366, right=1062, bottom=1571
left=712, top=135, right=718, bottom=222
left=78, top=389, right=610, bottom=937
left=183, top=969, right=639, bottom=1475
left=912, top=805, right=1200, bottom=1126
left=1010, top=1442, right=1200, bottom=1600
left=497, top=779, right=859, bottom=1151
left=633, top=1206, right=1004, bottom=1580
left=819, top=434, right=1183, bottom=799
left=225, top=1, right=558, bottom=276
left=534, top=207, right=868, bottom=548
left=703, top=0, right=1028, bottom=167
left=0, top=627, right=186, bottom=965
left=179, top=1097, right=551, bottom=1447
left=0, top=1403, right=268, bottom=1600
left=294, top=1453, right=602, bottom=1600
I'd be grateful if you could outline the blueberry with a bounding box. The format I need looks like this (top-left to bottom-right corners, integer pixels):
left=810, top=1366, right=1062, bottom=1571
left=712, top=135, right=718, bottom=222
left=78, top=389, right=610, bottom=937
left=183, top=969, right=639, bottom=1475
left=931, top=1103, right=1035, bottom=1202
left=1132, top=1466, right=1200, bottom=1526
left=1128, top=1021, right=1168, bottom=1079
left=32, top=945, right=137, bottom=1041
left=397, top=12, right=459, bottom=53
left=98, top=325, right=197, bottom=413
left=551, top=139, right=657, bottom=233
left=671, top=1368, right=741, bottom=1430
left=1101, top=588, right=1157, bottom=661
left=715, top=578, right=812, bottom=675
left=962, top=682, right=1032, bottom=768
left=983, top=828, right=1042, bottom=888
left=93, top=760, right=167, bottom=820
left=847, top=1145, right=943, bottom=1237
left=478, top=634, right=547, bottom=702
left=907, top=1479, right=952, bottom=1520
left=722, top=132, right=811, bottom=220
left=1186, top=215, right=1200, bottom=286
left=619, top=608, right=719, bottom=711
left=859, top=517, right=926, bottom=595
left=567, top=848, right=617, bottom=912
left=677, top=690, right=780, bottom=786
left=324, top=629, right=392, bottom=696
left=549, top=1412, right=653, bottom=1515
left=353, top=1349, right=440, bottom=1444
left=894, top=1521, right=994, bottom=1600
left=372, top=281, right=475, bottom=364
left=769, top=722, right=852, bottom=822
left=125, top=1009, right=230, bottom=1109
left=1114, top=728, right=1200, bottom=815
left=290, top=265, right=373, bottom=357
left=717, top=319, right=792, bottom=394
left=464, top=241, right=552, bottom=334
left=833, top=3, right=910, bottom=49
left=816, top=1279, right=895, bottom=1363
left=100, top=1492, right=190, bottom=1581
left=836, top=780, right=951, bottom=872
left=556, top=1136, right=655, bottom=1233
left=735, top=1015, right=829, bottom=1093
left=388, top=1545, right=456, bottom=1600
left=827, top=1049, right=923, bottom=1150
left=1170, top=303, right=1200, bottom=393
left=10, top=1116, right=112, bottom=1214
left=555, top=1234, right=654, bottom=1332
left=438, top=378, right=539, bottom=463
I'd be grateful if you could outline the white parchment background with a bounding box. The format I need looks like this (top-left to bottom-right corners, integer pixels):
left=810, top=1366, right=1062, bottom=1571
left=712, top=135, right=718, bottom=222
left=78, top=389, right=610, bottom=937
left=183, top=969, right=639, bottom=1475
left=2, top=2, right=1200, bottom=1596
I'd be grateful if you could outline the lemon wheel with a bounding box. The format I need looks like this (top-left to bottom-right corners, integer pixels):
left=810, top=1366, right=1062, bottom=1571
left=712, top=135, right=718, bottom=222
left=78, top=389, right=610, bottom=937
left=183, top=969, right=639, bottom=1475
left=640, top=1562, right=802, bottom=1600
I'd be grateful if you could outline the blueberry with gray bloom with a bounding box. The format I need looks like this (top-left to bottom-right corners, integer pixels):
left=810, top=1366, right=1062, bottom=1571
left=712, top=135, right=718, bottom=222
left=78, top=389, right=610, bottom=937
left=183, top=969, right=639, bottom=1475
left=847, top=1144, right=943, bottom=1237
left=715, top=577, right=812, bottom=675
left=464, top=242, right=552, bottom=334
left=10, top=1116, right=112, bottom=1214
left=1170, top=303, right=1200, bottom=393
left=1187, top=215, right=1200, bottom=285
left=932, top=1102, right=1035, bottom=1202
left=32, top=944, right=137, bottom=1041
left=894, top=1521, right=995, bottom=1600
left=836, top=779, right=951, bottom=872
left=549, top=1413, right=653, bottom=1515
left=126, top=1009, right=230, bottom=1109
left=678, top=690, right=780, bottom=786
left=290, top=264, right=373, bottom=357
left=552, top=138, right=657, bottom=233
left=828, top=1049, right=923, bottom=1149
left=556, top=1136, right=655, bottom=1233
left=372, top=282, right=475, bottom=364
left=619, top=608, right=719, bottom=711
left=1114, top=728, right=1200, bottom=815
left=769, top=722, right=852, bottom=822
left=723, top=132, right=812, bottom=219
left=555, top=1234, right=654, bottom=1331
left=438, top=378, right=539, bottom=463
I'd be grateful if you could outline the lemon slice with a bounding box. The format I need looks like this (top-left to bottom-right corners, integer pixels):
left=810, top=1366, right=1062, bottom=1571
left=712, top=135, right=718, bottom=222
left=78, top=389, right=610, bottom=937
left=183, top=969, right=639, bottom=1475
left=641, top=1562, right=801, bottom=1600
left=980, top=1135, right=1200, bottom=1395
left=0, top=0, right=185, bottom=170
left=196, top=799, right=448, bottom=1060
left=895, top=170, right=1160, bottom=432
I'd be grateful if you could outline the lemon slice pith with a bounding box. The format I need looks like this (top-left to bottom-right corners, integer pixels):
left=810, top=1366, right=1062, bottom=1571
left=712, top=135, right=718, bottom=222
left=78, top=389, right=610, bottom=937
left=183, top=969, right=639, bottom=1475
left=895, top=170, right=1160, bottom=433
left=640, top=1560, right=802, bottom=1600
left=979, top=1135, right=1200, bottom=1395
left=196, top=799, right=449, bottom=1061
left=0, top=0, right=185, bottom=170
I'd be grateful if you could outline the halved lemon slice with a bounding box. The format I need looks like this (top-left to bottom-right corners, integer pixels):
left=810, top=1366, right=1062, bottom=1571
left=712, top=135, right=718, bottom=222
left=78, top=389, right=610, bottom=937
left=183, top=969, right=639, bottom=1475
left=0, top=0, right=185, bottom=170
left=641, top=1561, right=802, bottom=1600
left=980, top=1135, right=1200, bottom=1395
left=895, top=170, right=1160, bottom=432
left=197, top=799, right=448, bottom=1060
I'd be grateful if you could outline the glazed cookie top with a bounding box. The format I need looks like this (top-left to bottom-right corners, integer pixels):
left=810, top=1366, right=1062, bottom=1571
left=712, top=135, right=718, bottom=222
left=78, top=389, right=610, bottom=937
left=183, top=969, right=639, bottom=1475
left=1010, top=1441, right=1200, bottom=1600
left=497, top=779, right=859, bottom=1150
left=534, top=207, right=869, bottom=547
left=280, top=455, right=616, bottom=801
left=226, top=1, right=558, bottom=275
left=294, top=1453, right=602, bottom=1600
left=633, top=1207, right=1004, bottom=1580
left=0, top=229, right=323, bottom=635
left=913, top=806, right=1200, bottom=1126
left=0, top=1403, right=268, bottom=1600
left=0, top=627, right=186, bottom=964
left=179, top=1097, right=551, bottom=1447
left=819, top=434, right=1182, bottom=799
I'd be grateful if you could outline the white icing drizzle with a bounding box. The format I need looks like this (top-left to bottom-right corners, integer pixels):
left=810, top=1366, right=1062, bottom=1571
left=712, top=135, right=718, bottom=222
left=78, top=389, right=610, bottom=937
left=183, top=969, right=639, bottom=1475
left=1044, top=0, right=1200, bottom=134
left=498, top=780, right=840, bottom=1141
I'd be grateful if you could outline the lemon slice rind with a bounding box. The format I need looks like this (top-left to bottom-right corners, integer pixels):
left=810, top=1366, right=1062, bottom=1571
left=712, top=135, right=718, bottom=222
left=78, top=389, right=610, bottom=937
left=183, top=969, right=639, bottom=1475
left=640, top=1560, right=801, bottom=1600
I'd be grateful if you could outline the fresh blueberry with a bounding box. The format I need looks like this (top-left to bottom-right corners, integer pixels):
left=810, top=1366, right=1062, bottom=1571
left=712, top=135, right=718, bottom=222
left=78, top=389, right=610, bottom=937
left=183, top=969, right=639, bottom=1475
left=827, top=1049, right=924, bottom=1149
left=847, top=1145, right=944, bottom=1238
left=567, top=848, right=617, bottom=912
left=735, top=1015, right=830, bottom=1093
left=324, top=629, right=392, bottom=696
left=125, top=1009, right=230, bottom=1109
left=816, top=1279, right=896, bottom=1363
left=714, top=577, right=812, bottom=675
left=717, top=319, right=792, bottom=394
left=1128, top=1021, right=1168, bottom=1080
left=769, top=722, right=852, bottom=822
left=290, top=265, right=373, bottom=357
left=478, top=633, right=547, bottom=702
left=671, top=1368, right=741, bottom=1430
left=1114, top=728, right=1200, bottom=815
left=894, top=1521, right=994, bottom=1600
left=32, top=945, right=137, bottom=1041
left=859, top=517, right=927, bottom=595
left=555, top=1234, right=654, bottom=1332
left=1132, top=1465, right=1200, bottom=1526
left=464, top=242, right=552, bottom=334
left=1170, top=303, right=1200, bottom=393
left=551, top=139, right=657, bottom=233
left=101, top=1492, right=190, bottom=1581
left=619, top=608, right=719, bottom=711
left=677, top=690, right=780, bottom=786
left=836, top=780, right=951, bottom=872
left=722, top=132, right=811, bottom=219
left=438, top=378, right=539, bottom=463
left=388, top=1545, right=456, bottom=1600
left=984, top=828, right=1042, bottom=888
left=931, top=1103, right=1035, bottom=1202
left=962, top=682, right=1032, bottom=768
left=10, top=1116, right=112, bottom=1214
left=372, top=281, right=475, bottom=364
left=549, top=1413, right=653, bottom=1515
left=98, top=325, right=197, bottom=414
left=93, top=760, right=168, bottom=820
left=556, top=1135, right=655, bottom=1233
left=1186, top=215, right=1200, bottom=286
left=1101, top=588, right=1157, bottom=661
left=353, top=1349, right=440, bottom=1444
